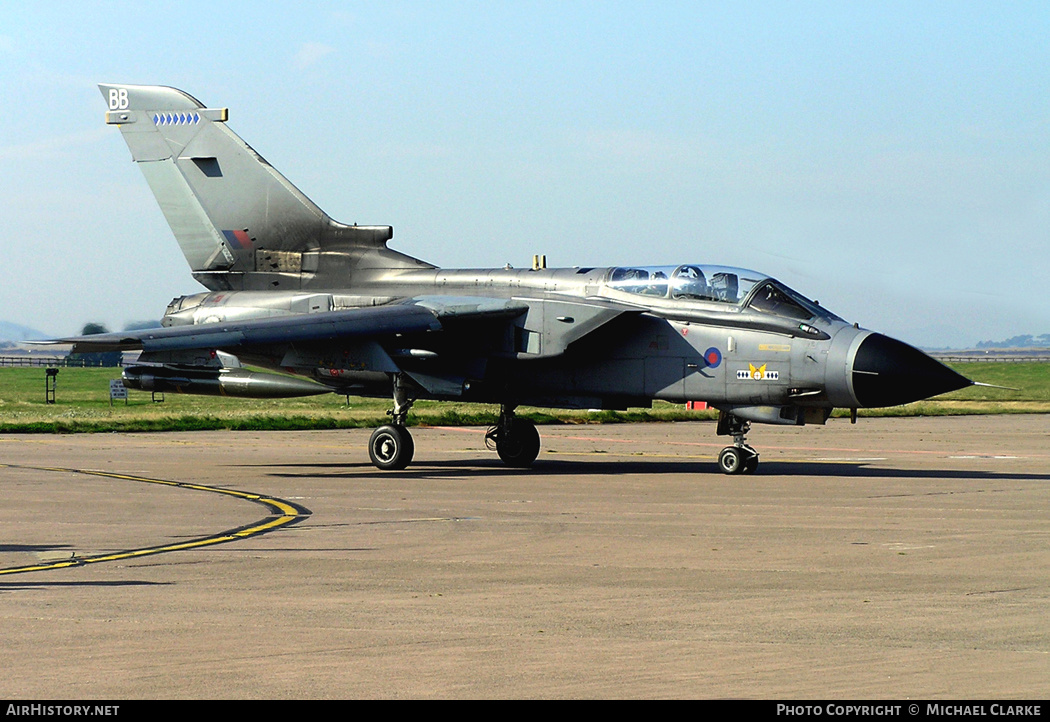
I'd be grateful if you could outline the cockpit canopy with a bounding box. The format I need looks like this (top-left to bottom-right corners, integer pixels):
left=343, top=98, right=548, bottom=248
left=604, top=264, right=841, bottom=322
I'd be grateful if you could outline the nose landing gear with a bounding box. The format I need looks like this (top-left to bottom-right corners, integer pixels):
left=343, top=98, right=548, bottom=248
left=716, top=411, right=759, bottom=474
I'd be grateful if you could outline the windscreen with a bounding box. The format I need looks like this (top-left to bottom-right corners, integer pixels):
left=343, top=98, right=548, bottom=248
left=745, top=280, right=842, bottom=322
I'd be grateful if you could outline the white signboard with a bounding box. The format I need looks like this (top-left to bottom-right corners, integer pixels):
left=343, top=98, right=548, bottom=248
left=109, top=379, right=128, bottom=404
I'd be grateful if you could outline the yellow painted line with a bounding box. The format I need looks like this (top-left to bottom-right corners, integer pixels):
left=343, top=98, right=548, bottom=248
left=0, top=464, right=311, bottom=577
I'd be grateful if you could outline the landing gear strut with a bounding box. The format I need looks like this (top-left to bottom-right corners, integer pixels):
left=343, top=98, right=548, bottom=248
left=367, top=383, right=542, bottom=470
left=716, top=411, right=759, bottom=475
left=368, top=374, right=415, bottom=471
left=485, top=404, right=541, bottom=468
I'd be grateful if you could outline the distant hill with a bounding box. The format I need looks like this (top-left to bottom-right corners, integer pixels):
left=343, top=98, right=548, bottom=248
left=975, top=334, right=1050, bottom=349
left=123, top=320, right=163, bottom=331
left=0, top=321, right=49, bottom=342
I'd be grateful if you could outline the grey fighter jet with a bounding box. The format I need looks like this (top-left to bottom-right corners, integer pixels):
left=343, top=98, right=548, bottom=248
left=62, top=84, right=973, bottom=474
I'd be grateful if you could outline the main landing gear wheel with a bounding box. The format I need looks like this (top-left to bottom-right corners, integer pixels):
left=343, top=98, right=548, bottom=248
left=490, top=416, right=541, bottom=468
left=368, top=424, right=414, bottom=471
left=717, top=445, right=759, bottom=475
left=497, top=418, right=540, bottom=467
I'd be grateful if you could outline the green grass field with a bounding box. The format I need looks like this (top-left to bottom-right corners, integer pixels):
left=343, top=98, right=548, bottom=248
left=0, top=362, right=1045, bottom=433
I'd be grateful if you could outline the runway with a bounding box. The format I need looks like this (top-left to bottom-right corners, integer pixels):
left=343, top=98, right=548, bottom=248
left=1, top=416, right=1047, bottom=698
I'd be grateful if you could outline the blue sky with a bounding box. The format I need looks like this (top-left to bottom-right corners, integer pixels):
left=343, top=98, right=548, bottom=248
left=2, top=1, right=1048, bottom=347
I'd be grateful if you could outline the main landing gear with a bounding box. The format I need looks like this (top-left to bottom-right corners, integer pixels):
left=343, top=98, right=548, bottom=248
left=485, top=405, right=541, bottom=468
left=366, top=377, right=541, bottom=471
left=716, top=411, right=759, bottom=475
left=368, top=374, right=415, bottom=470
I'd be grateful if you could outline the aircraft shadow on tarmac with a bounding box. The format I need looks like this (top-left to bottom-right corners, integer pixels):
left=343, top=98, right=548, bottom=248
left=0, top=581, right=170, bottom=590
left=0, top=544, right=76, bottom=554
left=758, top=461, right=1050, bottom=482
left=256, top=458, right=710, bottom=479
left=247, top=458, right=1050, bottom=482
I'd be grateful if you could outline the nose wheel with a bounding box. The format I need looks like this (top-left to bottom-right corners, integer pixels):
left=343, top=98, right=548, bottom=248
left=717, top=444, right=759, bottom=475
left=716, top=410, right=759, bottom=475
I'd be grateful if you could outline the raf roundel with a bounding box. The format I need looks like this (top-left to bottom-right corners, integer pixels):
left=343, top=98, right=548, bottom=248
left=704, top=347, right=722, bottom=368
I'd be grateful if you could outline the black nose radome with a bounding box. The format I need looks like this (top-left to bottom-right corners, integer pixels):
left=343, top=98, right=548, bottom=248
left=852, top=333, right=972, bottom=408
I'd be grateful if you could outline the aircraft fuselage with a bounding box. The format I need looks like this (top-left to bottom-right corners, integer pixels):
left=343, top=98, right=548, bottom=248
left=154, top=262, right=951, bottom=427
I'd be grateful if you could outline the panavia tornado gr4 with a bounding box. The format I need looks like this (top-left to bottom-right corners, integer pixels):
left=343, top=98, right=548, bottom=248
left=61, top=84, right=973, bottom=474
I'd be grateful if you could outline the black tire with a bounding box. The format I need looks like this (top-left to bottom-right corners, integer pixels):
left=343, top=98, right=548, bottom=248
left=718, top=446, right=744, bottom=475
left=496, top=418, right=541, bottom=468
left=368, top=425, right=415, bottom=471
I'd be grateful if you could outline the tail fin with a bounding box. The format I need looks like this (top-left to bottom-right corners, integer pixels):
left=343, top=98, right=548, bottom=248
left=99, top=83, right=432, bottom=291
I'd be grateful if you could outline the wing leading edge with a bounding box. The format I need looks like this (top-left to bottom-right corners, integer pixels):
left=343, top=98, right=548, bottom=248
left=54, top=303, right=444, bottom=354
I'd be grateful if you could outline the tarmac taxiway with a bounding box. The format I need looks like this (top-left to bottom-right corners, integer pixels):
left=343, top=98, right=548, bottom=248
left=1, top=415, right=1047, bottom=698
